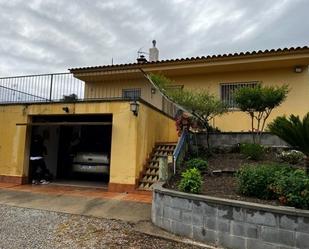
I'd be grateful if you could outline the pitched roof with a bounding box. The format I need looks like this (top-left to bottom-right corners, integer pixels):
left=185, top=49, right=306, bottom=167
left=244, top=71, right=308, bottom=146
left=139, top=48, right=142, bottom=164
left=69, top=46, right=309, bottom=72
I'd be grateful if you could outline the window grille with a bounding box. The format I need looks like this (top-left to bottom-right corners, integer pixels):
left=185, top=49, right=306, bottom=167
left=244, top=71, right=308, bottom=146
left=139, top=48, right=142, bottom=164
left=220, top=82, right=258, bottom=108
left=122, top=88, right=141, bottom=100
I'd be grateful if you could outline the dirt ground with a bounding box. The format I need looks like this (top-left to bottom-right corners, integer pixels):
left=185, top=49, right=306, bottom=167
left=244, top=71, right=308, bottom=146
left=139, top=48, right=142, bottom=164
left=167, top=151, right=304, bottom=206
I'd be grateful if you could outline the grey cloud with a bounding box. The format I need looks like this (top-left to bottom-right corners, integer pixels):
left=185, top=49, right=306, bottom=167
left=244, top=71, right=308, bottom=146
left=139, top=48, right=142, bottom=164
left=0, top=0, right=308, bottom=76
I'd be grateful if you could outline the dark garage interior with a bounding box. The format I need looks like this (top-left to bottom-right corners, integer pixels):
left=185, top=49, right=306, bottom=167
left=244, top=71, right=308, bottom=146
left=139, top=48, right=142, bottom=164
left=29, top=114, right=112, bottom=187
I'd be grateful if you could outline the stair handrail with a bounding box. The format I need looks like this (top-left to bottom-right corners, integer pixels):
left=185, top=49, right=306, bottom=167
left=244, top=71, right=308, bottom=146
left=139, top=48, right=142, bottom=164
left=172, top=129, right=188, bottom=174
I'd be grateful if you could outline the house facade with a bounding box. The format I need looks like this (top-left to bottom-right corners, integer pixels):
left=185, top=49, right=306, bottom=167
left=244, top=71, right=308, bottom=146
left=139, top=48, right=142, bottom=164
left=0, top=46, right=308, bottom=191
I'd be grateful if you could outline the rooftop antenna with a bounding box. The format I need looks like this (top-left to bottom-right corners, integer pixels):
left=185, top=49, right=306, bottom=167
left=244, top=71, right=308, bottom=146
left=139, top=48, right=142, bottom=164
left=111, top=58, right=113, bottom=65
left=137, top=47, right=149, bottom=58
left=137, top=47, right=149, bottom=63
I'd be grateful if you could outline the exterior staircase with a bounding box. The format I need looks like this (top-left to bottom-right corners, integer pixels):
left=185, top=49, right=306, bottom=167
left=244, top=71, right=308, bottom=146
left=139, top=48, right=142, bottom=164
left=138, top=143, right=176, bottom=191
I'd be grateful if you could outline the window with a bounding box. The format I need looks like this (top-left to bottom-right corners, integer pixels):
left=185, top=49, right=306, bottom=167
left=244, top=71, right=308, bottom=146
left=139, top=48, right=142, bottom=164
left=220, top=82, right=258, bottom=108
left=122, top=88, right=141, bottom=100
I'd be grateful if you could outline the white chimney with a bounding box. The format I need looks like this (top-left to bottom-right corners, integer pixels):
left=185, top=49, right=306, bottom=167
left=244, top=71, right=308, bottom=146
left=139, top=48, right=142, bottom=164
left=149, top=40, right=159, bottom=62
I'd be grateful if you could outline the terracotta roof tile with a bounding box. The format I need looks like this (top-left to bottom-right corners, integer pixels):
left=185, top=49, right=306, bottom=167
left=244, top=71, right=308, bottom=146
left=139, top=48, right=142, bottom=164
left=69, top=46, right=309, bottom=72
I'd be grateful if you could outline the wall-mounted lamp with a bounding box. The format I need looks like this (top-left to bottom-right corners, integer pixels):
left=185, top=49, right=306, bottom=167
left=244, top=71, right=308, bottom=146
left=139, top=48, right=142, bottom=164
left=130, top=101, right=139, bottom=116
left=62, top=107, right=69, bottom=113
left=294, top=66, right=303, bottom=73
left=151, top=88, right=156, bottom=94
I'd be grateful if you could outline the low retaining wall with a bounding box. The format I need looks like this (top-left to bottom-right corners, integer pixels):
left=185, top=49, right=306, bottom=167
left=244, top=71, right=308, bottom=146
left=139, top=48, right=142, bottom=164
left=191, top=132, right=289, bottom=148
left=152, top=182, right=309, bottom=249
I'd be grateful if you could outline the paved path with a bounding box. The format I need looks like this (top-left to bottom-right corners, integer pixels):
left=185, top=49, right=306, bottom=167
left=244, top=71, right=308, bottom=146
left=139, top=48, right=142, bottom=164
left=0, top=183, right=151, bottom=222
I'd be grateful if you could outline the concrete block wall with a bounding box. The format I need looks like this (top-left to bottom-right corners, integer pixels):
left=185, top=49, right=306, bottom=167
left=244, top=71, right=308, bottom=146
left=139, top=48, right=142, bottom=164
left=152, top=183, right=309, bottom=249
left=192, top=132, right=289, bottom=148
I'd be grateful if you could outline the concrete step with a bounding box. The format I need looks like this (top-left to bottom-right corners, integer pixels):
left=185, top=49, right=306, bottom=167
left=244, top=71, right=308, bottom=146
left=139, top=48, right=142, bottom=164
left=138, top=143, right=176, bottom=191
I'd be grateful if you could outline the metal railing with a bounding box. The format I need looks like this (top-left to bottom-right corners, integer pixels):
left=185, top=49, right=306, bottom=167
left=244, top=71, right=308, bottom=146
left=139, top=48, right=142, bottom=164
left=0, top=73, right=84, bottom=103
left=0, top=71, right=179, bottom=118
left=173, top=129, right=188, bottom=174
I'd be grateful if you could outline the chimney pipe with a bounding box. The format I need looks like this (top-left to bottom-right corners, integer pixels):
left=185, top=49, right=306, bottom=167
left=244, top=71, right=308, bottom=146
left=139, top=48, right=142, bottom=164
left=149, top=40, right=159, bottom=62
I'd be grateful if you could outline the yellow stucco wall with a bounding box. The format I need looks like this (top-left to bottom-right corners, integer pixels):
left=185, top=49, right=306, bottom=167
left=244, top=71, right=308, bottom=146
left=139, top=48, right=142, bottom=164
left=0, top=105, right=28, bottom=177
left=83, top=66, right=309, bottom=131
left=135, top=103, right=178, bottom=177
left=85, top=78, right=163, bottom=110
left=0, top=101, right=177, bottom=186
left=170, top=67, right=309, bottom=131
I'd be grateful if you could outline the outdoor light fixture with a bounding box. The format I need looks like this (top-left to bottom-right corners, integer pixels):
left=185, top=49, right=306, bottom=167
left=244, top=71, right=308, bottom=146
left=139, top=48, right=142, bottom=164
left=294, top=66, right=303, bottom=73
left=151, top=88, right=156, bottom=94
left=62, top=106, right=69, bottom=113
left=130, top=101, right=139, bottom=116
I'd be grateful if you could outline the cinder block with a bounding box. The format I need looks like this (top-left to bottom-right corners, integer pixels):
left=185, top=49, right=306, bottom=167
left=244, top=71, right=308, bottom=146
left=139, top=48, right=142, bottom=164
left=171, top=197, right=192, bottom=210
left=192, top=202, right=204, bottom=216
left=218, top=232, right=246, bottom=249
left=181, top=211, right=192, bottom=224
left=204, top=217, right=218, bottom=230
left=278, top=229, right=295, bottom=247
left=217, top=205, right=233, bottom=219
left=296, top=232, right=309, bottom=249
left=233, top=207, right=245, bottom=222
left=245, top=223, right=258, bottom=239
left=192, top=226, right=206, bottom=242
left=204, top=229, right=218, bottom=244
left=246, top=210, right=277, bottom=227
left=192, top=214, right=203, bottom=226
left=279, top=215, right=298, bottom=231
left=161, top=218, right=171, bottom=230
left=297, top=217, right=309, bottom=233
left=246, top=238, right=279, bottom=249
left=203, top=202, right=217, bottom=217
left=154, top=216, right=163, bottom=228
left=231, top=221, right=245, bottom=237
left=162, top=195, right=173, bottom=206
left=260, top=226, right=295, bottom=246
left=171, top=220, right=192, bottom=237
left=163, top=206, right=181, bottom=221
left=217, top=219, right=230, bottom=233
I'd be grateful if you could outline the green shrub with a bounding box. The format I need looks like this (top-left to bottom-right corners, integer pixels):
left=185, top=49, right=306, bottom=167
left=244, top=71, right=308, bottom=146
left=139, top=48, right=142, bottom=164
left=236, top=164, right=292, bottom=199
left=186, top=158, right=208, bottom=171
left=271, top=169, right=309, bottom=209
left=178, top=168, right=203, bottom=194
left=240, top=143, right=265, bottom=160
left=278, top=150, right=305, bottom=165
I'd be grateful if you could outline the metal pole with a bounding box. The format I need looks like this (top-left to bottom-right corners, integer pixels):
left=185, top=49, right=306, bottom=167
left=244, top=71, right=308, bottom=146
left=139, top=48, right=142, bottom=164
left=49, top=74, right=53, bottom=101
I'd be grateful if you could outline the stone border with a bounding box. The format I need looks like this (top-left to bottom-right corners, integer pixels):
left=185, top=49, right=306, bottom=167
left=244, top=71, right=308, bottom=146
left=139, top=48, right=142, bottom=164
left=152, top=182, right=309, bottom=249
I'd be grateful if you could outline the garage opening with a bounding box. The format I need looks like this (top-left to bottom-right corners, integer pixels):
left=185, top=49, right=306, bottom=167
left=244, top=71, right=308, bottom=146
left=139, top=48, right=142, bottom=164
left=28, top=114, right=112, bottom=188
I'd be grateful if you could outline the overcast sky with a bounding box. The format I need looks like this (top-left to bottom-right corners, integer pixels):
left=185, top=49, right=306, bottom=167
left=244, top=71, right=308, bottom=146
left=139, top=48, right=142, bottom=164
left=0, top=0, right=308, bottom=76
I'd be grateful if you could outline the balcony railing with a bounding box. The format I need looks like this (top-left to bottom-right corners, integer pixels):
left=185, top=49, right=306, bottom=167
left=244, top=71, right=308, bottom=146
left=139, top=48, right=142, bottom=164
left=0, top=72, right=179, bottom=118
left=0, top=73, right=84, bottom=103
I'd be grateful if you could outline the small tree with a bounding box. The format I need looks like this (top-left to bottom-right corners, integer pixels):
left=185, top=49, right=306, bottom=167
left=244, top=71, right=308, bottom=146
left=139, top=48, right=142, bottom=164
left=149, top=73, right=227, bottom=148
left=234, top=84, right=289, bottom=144
left=268, top=113, right=309, bottom=174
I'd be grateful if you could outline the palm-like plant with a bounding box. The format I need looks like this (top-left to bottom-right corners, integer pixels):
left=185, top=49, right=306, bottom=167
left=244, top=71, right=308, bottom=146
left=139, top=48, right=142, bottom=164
left=268, top=113, right=309, bottom=174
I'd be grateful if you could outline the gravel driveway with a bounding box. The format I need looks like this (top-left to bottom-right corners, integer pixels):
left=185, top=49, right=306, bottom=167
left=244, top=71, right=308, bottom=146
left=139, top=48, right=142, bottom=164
left=0, top=204, right=202, bottom=249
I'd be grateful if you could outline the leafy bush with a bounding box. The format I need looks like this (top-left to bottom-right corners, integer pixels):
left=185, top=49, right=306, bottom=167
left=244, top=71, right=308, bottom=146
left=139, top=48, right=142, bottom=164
left=240, top=143, right=265, bottom=160
left=186, top=158, right=208, bottom=171
left=234, top=84, right=289, bottom=143
left=278, top=150, right=305, bottom=165
left=178, top=168, right=203, bottom=194
left=236, top=164, right=292, bottom=199
left=271, top=169, right=309, bottom=209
